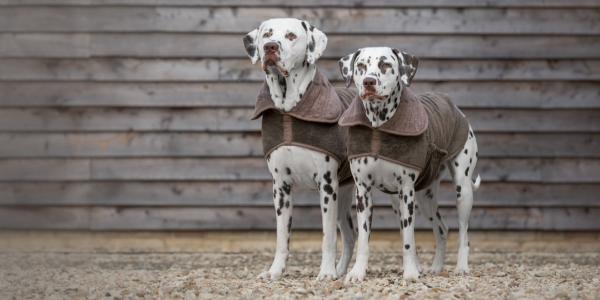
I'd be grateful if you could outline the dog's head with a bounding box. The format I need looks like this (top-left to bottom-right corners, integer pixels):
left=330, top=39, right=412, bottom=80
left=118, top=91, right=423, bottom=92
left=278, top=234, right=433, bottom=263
left=243, top=18, right=327, bottom=77
left=339, top=47, right=419, bottom=101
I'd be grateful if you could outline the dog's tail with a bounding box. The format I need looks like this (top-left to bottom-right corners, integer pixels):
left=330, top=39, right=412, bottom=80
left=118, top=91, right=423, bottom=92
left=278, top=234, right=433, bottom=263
left=471, top=174, right=481, bottom=192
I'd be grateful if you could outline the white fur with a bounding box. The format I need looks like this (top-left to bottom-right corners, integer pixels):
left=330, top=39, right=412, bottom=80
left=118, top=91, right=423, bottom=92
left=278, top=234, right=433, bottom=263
left=341, top=47, right=480, bottom=282
left=244, top=19, right=354, bottom=282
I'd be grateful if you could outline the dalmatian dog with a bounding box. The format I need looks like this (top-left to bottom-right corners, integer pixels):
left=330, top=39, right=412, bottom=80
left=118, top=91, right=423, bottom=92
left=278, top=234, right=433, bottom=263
left=339, top=47, right=481, bottom=282
left=243, top=18, right=356, bottom=281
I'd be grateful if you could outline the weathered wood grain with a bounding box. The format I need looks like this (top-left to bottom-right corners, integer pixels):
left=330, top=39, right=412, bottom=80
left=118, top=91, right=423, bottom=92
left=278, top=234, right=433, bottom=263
left=1, top=157, right=595, bottom=182
left=0, top=133, right=597, bottom=158
left=0, top=206, right=90, bottom=229
left=1, top=82, right=598, bottom=109
left=0, top=34, right=89, bottom=58
left=0, top=108, right=261, bottom=132
left=91, top=34, right=600, bottom=59
left=2, top=206, right=593, bottom=230
left=0, top=108, right=597, bottom=132
left=1, top=181, right=598, bottom=207
left=0, top=159, right=90, bottom=181
left=3, top=0, right=600, bottom=7
left=2, top=58, right=598, bottom=81
left=1, top=7, right=598, bottom=34
left=0, top=58, right=220, bottom=81
left=2, top=0, right=599, bottom=7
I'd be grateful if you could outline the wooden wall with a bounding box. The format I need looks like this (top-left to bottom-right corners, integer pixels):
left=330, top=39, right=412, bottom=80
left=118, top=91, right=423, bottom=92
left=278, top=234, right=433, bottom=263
left=0, top=0, right=599, bottom=230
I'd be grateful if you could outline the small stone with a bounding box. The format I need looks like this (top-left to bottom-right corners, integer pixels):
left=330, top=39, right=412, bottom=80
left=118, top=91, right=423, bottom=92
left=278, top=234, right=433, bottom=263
left=495, top=272, right=506, bottom=277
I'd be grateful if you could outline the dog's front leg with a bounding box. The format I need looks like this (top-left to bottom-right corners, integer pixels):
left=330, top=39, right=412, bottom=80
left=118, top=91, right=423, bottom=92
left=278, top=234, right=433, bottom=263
left=316, top=171, right=339, bottom=281
left=398, top=184, right=420, bottom=279
left=345, top=182, right=373, bottom=283
left=257, top=178, right=293, bottom=280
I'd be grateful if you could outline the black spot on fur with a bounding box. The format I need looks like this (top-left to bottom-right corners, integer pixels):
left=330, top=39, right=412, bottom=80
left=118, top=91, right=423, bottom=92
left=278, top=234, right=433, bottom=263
left=464, top=149, right=468, bottom=155
left=324, top=207, right=327, bottom=213
left=408, top=202, right=414, bottom=216
left=456, top=186, right=462, bottom=192
left=439, top=226, right=444, bottom=235
left=323, top=171, right=332, bottom=184
left=348, top=214, right=354, bottom=230
left=325, top=155, right=330, bottom=162
left=363, top=222, right=368, bottom=232
left=430, top=217, right=433, bottom=221
left=436, top=211, right=441, bottom=220
left=368, top=174, right=372, bottom=180
left=307, top=35, right=316, bottom=52
left=455, top=161, right=459, bottom=167
left=242, top=33, right=256, bottom=59
left=356, top=195, right=365, bottom=213
left=323, top=184, right=333, bottom=195
left=286, top=167, right=291, bottom=175
left=285, top=201, right=290, bottom=208
left=324, top=196, right=329, bottom=204
left=266, top=154, right=270, bottom=162
left=465, top=167, right=470, bottom=177
left=408, top=216, right=412, bottom=225
left=409, top=173, right=415, bottom=181
left=404, top=195, right=408, bottom=203
left=333, top=193, right=337, bottom=201
left=363, top=157, right=368, bottom=165
left=282, top=181, right=291, bottom=195
left=410, top=190, right=413, bottom=197
left=288, top=216, right=292, bottom=233
left=405, top=244, right=410, bottom=250
left=277, top=208, right=282, bottom=216
left=275, top=168, right=278, bottom=173
left=301, top=22, right=308, bottom=31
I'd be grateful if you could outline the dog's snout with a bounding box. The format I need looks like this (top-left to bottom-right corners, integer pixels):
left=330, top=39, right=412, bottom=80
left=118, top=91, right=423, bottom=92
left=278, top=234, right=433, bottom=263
left=363, top=77, right=377, bottom=88
left=263, top=42, right=279, bottom=53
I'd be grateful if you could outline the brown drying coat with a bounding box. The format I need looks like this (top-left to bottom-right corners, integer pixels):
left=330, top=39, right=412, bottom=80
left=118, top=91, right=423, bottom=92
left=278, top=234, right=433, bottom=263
left=250, top=69, right=356, bottom=186
left=338, top=86, right=469, bottom=191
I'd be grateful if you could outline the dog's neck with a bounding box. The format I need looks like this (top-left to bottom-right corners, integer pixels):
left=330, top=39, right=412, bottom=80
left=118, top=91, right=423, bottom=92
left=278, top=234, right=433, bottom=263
left=362, top=83, right=403, bottom=128
left=265, top=60, right=316, bottom=112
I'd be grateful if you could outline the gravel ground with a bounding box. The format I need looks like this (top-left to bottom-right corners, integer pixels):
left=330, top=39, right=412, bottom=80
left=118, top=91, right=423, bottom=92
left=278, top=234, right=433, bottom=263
left=1, top=249, right=599, bottom=300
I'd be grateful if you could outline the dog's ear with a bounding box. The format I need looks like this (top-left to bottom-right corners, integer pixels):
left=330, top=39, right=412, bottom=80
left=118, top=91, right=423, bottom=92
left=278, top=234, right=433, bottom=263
left=302, top=21, right=328, bottom=65
left=243, top=27, right=260, bottom=64
left=392, top=48, right=419, bottom=87
left=339, top=50, right=361, bottom=88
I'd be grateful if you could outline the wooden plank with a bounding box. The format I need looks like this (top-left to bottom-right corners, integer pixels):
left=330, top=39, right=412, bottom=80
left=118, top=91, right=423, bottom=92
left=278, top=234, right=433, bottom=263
left=1, top=7, right=598, bottom=35
left=0, top=132, right=264, bottom=157
left=0, top=82, right=261, bottom=108
left=224, top=59, right=600, bottom=82
left=0, top=159, right=90, bottom=181
left=1, top=182, right=598, bottom=207
left=3, top=0, right=600, bottom=8
left=0, top=34, right=89, bottom=58
left=91, top=34, right=600, bottom=59
left=0, top=108, right=597, bottom=132
left=2, top=58, right=598, bottom=81
left=0, top=157, right=589, bottom=182
left=0, top=108, right=261, bottom=132
left=0, top=132, right=597, bottom=158
left=1, top=82, right=598, bottom=109
left=0, top=58, right=220, bottom=81
left=87, top=206, right=600, bottom=230
left=0, top=207, right=90, bottom=229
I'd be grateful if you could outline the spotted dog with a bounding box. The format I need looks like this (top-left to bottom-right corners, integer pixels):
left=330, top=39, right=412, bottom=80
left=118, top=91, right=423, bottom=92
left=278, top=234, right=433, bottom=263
left=243, top=18, right=357, bottom=281
left=338, top=47, right=481, bottom=282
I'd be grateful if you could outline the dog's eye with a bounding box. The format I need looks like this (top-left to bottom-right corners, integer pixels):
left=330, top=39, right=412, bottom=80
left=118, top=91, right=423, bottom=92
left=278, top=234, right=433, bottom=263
left=263, top=32, right=271, bottom=38
left=285, top=32, right=297, bottom=40
left=381, top=62, right=392, bottom=68
left=357, top=63, right=366, bottom=69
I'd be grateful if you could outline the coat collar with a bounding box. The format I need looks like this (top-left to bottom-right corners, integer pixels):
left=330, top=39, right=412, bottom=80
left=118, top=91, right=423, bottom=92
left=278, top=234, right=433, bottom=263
left=338, top=86, right=428, bottom=136
left=250, top=68, right=343, bottom=123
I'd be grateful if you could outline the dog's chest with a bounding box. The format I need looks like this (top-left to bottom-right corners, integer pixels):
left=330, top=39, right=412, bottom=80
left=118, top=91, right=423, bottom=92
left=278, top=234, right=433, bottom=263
left=350, top=157, right=420, bottom=193
left=267, top=146, right=338, bottom=191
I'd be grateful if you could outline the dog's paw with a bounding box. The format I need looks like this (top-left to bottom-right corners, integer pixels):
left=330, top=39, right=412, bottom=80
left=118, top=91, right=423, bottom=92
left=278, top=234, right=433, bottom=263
left=316, top=268, right=338, bottom=281
left=344, top=267, right=367, bottom=284
left=454, top=267, right=470, bottom=276
left=336, top=264, right=348, bottom=277
left=403, top=267, right=420, bottom=280
left=424, top=264, right=443, bottom=275
left=257, top=270, right=283, bottom=280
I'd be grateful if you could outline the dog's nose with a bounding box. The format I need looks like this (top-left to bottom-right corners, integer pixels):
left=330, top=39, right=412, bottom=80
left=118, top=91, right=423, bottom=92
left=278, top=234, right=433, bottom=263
left=363, top=77, right=377, bottom=88
left=263, top=42, right=279, bottom=53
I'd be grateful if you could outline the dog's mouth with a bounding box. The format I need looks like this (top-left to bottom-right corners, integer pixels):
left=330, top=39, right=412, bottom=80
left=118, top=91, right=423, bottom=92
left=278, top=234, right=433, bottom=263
left=361, top=92, right=388, bottom=100
left=262, top=57, right=290, bottom=77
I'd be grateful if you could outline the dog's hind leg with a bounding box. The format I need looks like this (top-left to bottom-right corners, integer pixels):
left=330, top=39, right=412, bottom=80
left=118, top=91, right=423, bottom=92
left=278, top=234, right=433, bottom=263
left=336, top=185, right=356, bottom=276
left=447, top=125, right=481, bottom=276
left=415, top=167, right=448, bottom=275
